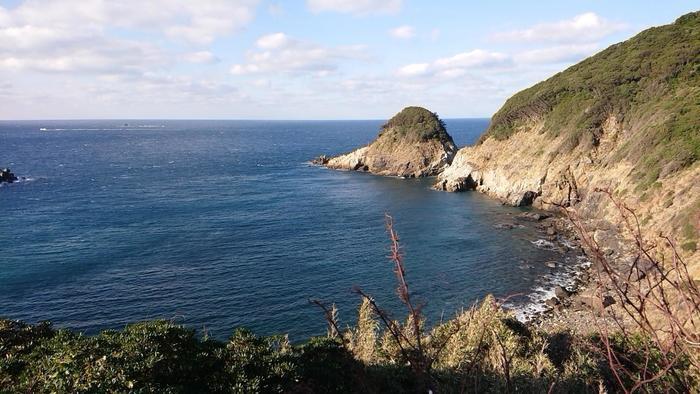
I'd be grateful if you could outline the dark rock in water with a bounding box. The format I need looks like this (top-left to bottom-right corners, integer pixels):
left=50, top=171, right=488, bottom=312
left=517, top=212, right=551, bottom=221
left=494, top=222, right=516, bottom=229
left=554, top=285, right=570, bottom=299
left=311, top=155, right=329, bottom=165
left=0, top=168, right=18, bottom=184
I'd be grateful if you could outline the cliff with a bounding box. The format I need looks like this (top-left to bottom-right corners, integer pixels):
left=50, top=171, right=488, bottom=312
left=436, top=12, right=700, bottom=272
left=321, top=106, right=457, bottom=177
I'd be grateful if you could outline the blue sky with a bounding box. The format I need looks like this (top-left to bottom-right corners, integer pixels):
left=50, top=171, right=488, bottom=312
left=0, top=0, right=697, bottom=119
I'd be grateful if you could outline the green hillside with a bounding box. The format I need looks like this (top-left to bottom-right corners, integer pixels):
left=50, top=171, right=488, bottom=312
left=482, top=11, right=700, bottom=190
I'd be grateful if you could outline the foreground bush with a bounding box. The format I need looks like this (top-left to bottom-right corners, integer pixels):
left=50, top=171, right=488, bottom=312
left=1, top=304, right=695, bottom=393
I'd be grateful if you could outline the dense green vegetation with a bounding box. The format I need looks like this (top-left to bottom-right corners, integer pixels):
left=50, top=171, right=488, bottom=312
left=481, top=11, right=700, bottom=189
left=379, top=106, right=453, bottom=143
left=1, top=297, right=694, bottom=393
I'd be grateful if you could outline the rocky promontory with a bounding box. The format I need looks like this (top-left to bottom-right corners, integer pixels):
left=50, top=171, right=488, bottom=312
left=316, top=106, right=457, bottom=178
left=435, top=12, right=700, bottom=275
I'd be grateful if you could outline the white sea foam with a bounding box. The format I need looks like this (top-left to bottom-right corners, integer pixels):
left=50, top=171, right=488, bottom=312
left=531, top=239, right=556, bottom=250
left=558, top=237, right=579, bottom=250
left=506, top=254, right=592, bottom=322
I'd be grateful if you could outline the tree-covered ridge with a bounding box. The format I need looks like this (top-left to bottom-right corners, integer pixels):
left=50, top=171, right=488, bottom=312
left=379, top=106, right=453, bottom=144
left=482, top=11, right=700, bottom=186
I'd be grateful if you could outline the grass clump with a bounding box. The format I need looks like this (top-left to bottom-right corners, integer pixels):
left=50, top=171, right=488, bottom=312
left=682, top=241, right=697, bottom=252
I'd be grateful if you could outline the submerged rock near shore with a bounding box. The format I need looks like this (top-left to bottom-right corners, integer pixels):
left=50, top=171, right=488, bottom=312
left=318, top=106, right=456, bottom=177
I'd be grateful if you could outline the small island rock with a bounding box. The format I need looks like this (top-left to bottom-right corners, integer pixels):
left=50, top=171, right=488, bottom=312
left=320, top=107, right=457, bottom=178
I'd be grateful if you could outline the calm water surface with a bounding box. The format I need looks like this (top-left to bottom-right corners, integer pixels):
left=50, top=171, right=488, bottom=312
left=0, top=119, right=581, bottom=339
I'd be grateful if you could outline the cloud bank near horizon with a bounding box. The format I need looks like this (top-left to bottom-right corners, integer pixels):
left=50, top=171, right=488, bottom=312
left=0, top=0, right=685, bottom=119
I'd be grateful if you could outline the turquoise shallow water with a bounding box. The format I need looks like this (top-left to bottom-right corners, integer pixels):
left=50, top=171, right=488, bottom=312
left=0, top=119, right=582, bottom=340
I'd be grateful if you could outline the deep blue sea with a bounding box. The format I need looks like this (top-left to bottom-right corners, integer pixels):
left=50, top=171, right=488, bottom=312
left=0, top=119, right=584, bottom=340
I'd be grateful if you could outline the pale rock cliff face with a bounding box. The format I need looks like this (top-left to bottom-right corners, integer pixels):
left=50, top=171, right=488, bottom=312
left=434, top=12, right=700, bottom=274
left=436, top=115, right=700, bottom=276
left=436, top=118, right=582, bottom=207
left=322, top=107, right=456, bottom=178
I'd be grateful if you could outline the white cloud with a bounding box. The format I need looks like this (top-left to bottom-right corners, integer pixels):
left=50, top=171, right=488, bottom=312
left=0, top=36, right=165, bottom=74
left=231, top=33, right=367, bottom=76
left=1, top=0, right=259, bottom=45
left=251, top=78, right=271, bottom=87
left=0, top=82, right=12, bottom=97
left=306, top=0, right=402, bottom=15
left=389, top=25, right=415, bottom=39
left=397, top=63, right=430, bottom=77
left=0, top=1, right=259, bottom=76
left=7, top=0, right=258, bottom=44
left=184, top=51, right=219, bottom=64
left=397, top=49, right=512, bottom=79
left=493, top=12, right=626, bottom=44
left=434, top=50, right=510, bottom=69
left=256, top=32, right=290, bottom=49
left=515, top=44, right=600, bottom=64
left=0, top=0, right=260, bottom=118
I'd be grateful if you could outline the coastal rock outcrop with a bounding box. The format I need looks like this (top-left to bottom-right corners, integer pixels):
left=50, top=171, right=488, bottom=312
left=435, top=11, right=700, bottom=274
left=320, top=106, right=457, bottom=178
left=0, top=168, right=18, bottom=184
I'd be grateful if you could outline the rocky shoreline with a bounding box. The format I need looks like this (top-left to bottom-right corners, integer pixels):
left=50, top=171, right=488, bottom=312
left=486, top=207, right=626, bottom=335
left=518, top=212, right=627, bottom=335
left=497, top=212, right=591, bottom=323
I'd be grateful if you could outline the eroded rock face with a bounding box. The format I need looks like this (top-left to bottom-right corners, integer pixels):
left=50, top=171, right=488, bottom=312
left=436, top=13, right=700, bottom=275
left=434, top=141, right=547, bottom=207
left=321, top=107, right=457, bottom=178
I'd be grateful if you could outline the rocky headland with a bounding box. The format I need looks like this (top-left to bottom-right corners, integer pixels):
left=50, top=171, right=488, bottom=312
left=435, top=12, right=700, bottom=277
left=315, top=106, right=457, bottom=178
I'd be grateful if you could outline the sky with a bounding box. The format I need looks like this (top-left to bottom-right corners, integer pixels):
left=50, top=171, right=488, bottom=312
left=0, top=0, right=698, bottom=120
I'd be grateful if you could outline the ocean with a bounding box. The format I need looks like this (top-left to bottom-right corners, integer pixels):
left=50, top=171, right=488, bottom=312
left=0, top=119, right=585, bottom=340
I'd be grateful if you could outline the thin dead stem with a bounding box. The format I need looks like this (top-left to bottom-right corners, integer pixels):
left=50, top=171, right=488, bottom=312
left=560, top=188, right=700, bottom=393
